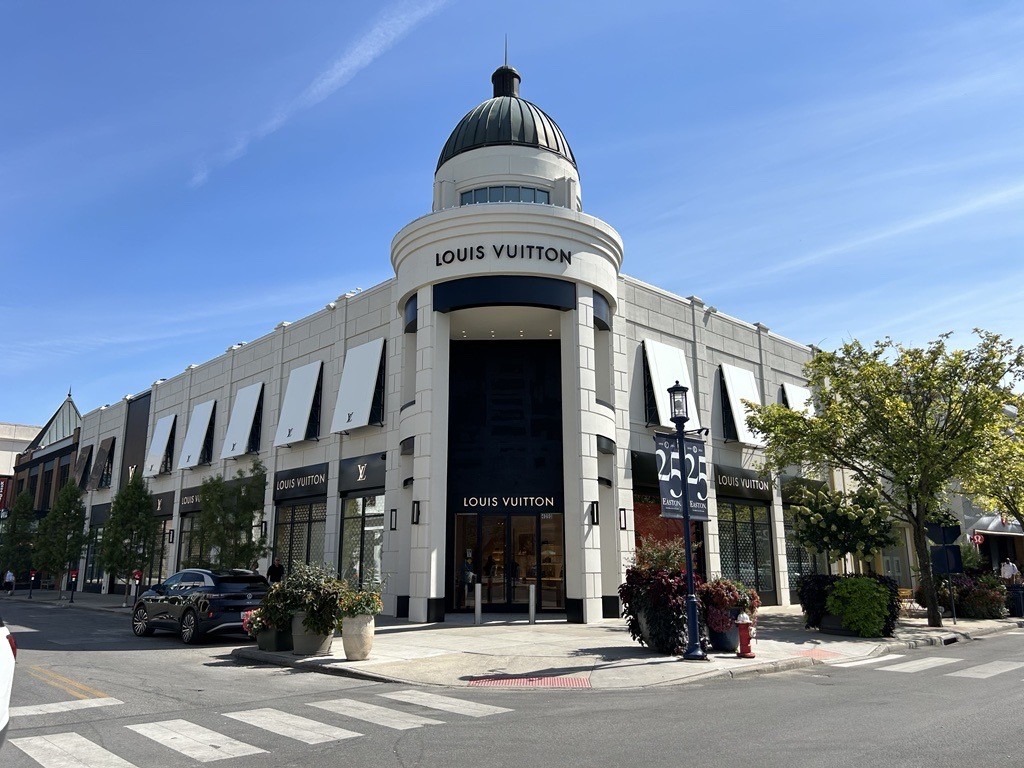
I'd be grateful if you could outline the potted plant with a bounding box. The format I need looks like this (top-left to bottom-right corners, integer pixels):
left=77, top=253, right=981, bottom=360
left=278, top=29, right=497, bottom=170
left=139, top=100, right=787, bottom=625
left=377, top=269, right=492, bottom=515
left=697, top=578, right=760, bottom=653
left=244, top=583, right=293, bottom=652
left=338, top=582, right=383, bottom=661
left=279, top=563, right=345, bottom=656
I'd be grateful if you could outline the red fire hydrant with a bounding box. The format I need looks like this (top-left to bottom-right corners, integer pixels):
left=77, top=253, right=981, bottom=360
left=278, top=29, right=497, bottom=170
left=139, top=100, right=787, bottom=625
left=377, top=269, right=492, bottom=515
left=735, top=612, right=756, bottom=659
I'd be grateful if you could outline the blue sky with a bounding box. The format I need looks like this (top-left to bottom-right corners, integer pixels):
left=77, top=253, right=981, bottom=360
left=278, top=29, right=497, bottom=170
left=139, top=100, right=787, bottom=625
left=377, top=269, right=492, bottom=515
left=3, top=2, right=1023, bottom=426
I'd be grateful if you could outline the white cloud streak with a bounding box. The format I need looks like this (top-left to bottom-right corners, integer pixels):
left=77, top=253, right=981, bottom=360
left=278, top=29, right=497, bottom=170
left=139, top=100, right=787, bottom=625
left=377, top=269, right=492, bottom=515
left=190, top=0, right=448, bottom=187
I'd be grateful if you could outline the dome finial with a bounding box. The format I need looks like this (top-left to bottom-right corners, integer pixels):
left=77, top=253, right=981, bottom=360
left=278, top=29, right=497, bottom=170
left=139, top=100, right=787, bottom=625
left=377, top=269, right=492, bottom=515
left=491, top=61, right=520, bottom=98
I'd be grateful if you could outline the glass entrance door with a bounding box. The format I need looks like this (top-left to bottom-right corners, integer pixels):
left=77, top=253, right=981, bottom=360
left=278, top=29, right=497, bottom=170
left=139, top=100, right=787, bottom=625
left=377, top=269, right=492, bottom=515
left=452, top=512, right=564, bottom=612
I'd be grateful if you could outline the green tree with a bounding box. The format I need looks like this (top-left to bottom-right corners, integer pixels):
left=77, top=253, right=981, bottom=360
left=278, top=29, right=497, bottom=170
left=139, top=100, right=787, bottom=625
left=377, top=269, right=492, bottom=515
left=0, top=490, right=37, bottom=577
left=788, top=485, right=897, bottom=573
left=193, top=459, right=269, bottom=570
left=35, top=481, right=88, bottom=598
left=746, top=331, right=1024, bottom=627
left=961, top=399, right=1024, bottom=530
left=101, top=472, right=159, bottom=606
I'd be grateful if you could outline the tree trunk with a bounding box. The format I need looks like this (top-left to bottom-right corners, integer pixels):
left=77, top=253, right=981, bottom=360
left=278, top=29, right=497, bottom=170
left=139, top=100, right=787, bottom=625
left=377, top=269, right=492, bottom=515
left=910, top=521, right=943, bottom=627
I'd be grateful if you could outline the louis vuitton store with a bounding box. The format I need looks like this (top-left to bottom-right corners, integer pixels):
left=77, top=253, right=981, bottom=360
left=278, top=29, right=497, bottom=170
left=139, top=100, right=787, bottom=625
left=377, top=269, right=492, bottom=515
left=79, top=62, right=818, bottom=622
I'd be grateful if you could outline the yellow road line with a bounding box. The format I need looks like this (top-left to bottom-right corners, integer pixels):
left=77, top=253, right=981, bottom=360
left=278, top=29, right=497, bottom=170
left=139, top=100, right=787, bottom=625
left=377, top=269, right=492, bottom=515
left=28, top=665, right=109, bottom=700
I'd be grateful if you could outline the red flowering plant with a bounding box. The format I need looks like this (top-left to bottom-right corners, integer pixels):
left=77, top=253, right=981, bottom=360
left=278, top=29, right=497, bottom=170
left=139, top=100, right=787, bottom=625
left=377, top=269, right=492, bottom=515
left=241, top=608, right=271, bottom=638
left=697, top=578, right=761, bottom=632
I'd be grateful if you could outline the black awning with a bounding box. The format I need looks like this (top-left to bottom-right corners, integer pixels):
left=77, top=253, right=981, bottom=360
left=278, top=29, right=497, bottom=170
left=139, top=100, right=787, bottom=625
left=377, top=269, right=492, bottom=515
left=73, top=445, right=93, bottom=490
left=87, top=437, right=115, bottom=490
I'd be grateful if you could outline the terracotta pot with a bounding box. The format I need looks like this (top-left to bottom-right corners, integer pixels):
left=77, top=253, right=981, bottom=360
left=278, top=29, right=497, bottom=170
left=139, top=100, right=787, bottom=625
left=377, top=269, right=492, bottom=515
left=342, top=614, right=375, bottom=660
left=291, top=611, right=333, bottom=656
left=256, top=628, right=292, bottom=652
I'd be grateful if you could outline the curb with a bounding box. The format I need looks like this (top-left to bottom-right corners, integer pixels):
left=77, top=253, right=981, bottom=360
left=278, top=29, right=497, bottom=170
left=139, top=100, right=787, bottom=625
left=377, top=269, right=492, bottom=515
left=231, top=647, right=419, bottom=686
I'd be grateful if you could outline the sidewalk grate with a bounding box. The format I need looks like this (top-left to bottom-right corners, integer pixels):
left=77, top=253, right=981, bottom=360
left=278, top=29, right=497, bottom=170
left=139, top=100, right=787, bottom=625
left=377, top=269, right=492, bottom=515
left=468, top=675, right=591, bottom=688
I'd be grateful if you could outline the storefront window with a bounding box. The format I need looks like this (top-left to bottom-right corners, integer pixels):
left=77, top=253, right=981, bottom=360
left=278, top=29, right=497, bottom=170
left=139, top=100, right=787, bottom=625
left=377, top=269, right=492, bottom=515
left=83, top=525, right=104, bottom=592
left=339, top=494, right=385, bottom=588
left=718, top=500, right=776, bottom=605
left=178, top=513, right=206, bottom=569
left=274, top=501, right=327, bottom=575
left=783, top=505, right=817, bottom=594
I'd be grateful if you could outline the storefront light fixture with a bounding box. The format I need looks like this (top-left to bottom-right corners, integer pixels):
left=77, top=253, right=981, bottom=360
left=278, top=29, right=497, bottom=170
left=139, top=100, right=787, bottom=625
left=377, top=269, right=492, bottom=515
left=619, top=507, right=627, bottom=530
left=411, top=501, right=421, bottom=525
left=390, top=508, right=398, bottom=531
left=167, top=530, right=175, bottom=544
left=589, top=501, right=599, bottom=526
left=259, top=521, right=267, bottom=537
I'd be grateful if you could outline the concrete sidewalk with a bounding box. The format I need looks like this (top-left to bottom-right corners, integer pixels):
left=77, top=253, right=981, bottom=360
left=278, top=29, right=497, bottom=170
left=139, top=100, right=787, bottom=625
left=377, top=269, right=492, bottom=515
left=230, top=605, right=1024, bottom=690
left=6, top=589, right=1019, bottom=689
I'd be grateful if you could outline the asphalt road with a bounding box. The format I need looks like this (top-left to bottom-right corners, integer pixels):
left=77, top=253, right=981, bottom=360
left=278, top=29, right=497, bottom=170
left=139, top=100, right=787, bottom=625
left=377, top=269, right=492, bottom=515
left=2, top=599, right=1022, bottom=767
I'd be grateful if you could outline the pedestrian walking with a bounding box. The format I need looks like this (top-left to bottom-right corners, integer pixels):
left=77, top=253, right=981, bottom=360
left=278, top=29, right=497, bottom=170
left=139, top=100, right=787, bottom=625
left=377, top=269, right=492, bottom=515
left=1001, top=558, right=1020, bottom=583
left=3, top=567, right=14, bottom=596
left=266, top=557, right=285, bottom=584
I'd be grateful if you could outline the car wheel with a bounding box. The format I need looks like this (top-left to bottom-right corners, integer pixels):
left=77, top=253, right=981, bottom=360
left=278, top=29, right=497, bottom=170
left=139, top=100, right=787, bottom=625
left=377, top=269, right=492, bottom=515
left=179, top=609, right=204, bottom=645
left=131, top=605, right=155, bottom=637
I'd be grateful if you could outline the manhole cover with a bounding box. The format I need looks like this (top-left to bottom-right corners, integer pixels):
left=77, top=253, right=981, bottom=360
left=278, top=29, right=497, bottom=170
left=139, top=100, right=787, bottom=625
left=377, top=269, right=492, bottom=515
left=468, top=675, right=591, bottom=688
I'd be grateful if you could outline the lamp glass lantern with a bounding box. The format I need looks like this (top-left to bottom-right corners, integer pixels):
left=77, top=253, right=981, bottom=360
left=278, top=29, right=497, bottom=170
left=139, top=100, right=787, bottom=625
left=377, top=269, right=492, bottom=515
left=668, top=380, right=689, bottom=426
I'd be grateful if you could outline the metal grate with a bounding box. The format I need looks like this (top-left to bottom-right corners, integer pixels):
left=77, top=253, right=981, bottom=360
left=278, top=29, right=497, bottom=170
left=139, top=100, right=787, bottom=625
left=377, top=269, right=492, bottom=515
left=468, top=675, right=591, bottom=688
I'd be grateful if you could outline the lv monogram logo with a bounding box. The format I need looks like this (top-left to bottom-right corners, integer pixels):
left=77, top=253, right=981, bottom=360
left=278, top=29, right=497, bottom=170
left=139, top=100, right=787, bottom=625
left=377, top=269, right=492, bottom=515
left=347, top=411, right=354, bottom=422
left=357, top=463, right=367, bottom=482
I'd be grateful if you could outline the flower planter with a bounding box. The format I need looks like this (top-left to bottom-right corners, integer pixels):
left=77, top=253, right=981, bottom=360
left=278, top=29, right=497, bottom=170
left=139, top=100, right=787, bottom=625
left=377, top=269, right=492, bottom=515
left=707, top=608, right=741, bottom=653
left=341, top=614, right=375, bottom=661
left=291, top=611, right=333, bottom=656
left=819, top=612, right=859, bottom=637
left=256, top=628, right=293, bottom=653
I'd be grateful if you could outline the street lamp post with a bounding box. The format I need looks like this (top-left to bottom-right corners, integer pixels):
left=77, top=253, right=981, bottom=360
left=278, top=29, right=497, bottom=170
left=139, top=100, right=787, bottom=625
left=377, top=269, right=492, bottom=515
left=667, top=380, right=706, bottom=661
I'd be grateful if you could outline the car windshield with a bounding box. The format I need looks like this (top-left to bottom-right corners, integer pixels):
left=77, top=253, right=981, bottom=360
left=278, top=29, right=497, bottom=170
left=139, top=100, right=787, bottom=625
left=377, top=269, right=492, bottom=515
left=216, top=577, right=268, bottom=593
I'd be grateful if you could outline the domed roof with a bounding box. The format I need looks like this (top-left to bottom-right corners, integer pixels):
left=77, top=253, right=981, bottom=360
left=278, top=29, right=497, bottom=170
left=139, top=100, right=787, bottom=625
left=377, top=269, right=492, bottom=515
left=437, top=66, right=576, bottom=171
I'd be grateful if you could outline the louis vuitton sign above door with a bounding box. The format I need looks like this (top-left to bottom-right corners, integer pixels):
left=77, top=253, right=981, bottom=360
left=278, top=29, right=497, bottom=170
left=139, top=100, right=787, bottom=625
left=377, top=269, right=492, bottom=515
left=339, top=452, right=386, bottom=496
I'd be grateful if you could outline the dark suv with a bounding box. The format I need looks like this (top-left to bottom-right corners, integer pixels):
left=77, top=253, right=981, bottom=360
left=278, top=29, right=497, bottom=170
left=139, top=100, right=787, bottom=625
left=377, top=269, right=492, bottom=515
left=131, top=569, right=268, bottom=644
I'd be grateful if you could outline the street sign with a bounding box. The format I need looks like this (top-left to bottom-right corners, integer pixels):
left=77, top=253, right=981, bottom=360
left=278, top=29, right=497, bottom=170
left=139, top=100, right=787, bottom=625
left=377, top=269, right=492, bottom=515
left=925, top=522, right=961, bottom=546
left=970, top=533, right=985, bottom=545
left=930, top=545, right=963, bottom=575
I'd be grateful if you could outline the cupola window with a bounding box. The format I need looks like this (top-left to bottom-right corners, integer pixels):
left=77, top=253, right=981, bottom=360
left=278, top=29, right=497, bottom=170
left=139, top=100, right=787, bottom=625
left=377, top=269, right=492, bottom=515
left=460, top=186, right=550, bottom=207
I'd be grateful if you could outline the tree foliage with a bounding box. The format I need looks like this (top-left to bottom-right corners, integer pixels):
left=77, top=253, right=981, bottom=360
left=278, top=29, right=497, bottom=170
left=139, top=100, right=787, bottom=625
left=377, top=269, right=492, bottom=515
left=101, top=472, right=159, bottom=600
left=193, top=459, right=269, bottom=569
left=34, top=481, right=88, bottom=596
left=1, top=490, right=37, bottom=575
left=747, top=331, right=1024, bottom=627
left=788, top=485, right=897, bottom=572
left=961, top=399, right=1024, bottom=529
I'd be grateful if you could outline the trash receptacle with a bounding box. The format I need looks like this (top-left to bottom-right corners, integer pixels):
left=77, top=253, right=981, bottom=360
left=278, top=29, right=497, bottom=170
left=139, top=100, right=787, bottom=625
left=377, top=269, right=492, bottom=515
left=1007, top=585, right=1024, bottom=618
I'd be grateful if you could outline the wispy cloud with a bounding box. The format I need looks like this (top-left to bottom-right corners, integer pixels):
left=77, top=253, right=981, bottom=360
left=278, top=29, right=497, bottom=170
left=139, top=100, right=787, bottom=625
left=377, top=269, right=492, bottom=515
left=190, top=0, right=448, bottom=187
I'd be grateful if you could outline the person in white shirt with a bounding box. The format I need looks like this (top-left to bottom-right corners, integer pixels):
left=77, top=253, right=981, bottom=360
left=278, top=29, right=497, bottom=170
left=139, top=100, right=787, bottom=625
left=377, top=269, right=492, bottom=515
left=1001, top=558, right=1020, bottom=582
left=3, top=569, right=13, bottom=596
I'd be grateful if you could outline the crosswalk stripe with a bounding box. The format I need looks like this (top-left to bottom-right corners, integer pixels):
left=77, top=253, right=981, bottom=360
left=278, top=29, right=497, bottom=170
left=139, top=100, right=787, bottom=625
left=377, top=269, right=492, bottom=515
left=6, top=624, right=39, bottom=633
left=878, top=657, right=962, bottom=673
left=126, top=719, right=265, bottom=762
left=223, top=708, right=362, bottom=744
left=11, top=698, right=123, bottom=717
left=11, top=732, right=137, bottom=768
left=830, top=654, right=905, bottom=668
left=309, top=698, right=444, bottom=730
left=379, top=690, right=512, bottom=717
left=946, top=661, right=1024, bottom=679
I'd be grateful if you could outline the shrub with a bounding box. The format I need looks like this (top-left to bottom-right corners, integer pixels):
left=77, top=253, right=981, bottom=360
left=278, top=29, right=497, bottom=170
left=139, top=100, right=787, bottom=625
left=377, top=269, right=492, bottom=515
left=697, top=578, right=760, bottom=632
left=339, top=582, right=384, bottom=618
left=914, top=573, right=1007, bottom=619
left=797, top=573, right=899, bottom=636
left=278, top=563, right=346, bottom=636
left=825, top=577, right=890, bottom=637
left=619, top=537, right=710, bottom=655
left=258, top=581, right=294, bottom=631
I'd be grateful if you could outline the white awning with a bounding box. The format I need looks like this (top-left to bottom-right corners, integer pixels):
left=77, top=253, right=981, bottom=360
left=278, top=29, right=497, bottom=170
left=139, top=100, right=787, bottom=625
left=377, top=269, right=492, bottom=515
left=220, top=382, right=264, bottom=460
left=143, top=415, right=177, bottom=478
left=642, top=339, right=701, bottom=431
left=974, top=515, right=1024, bottom=537
left=176, top=399, right=216, bottom=470
left=782, top=382, right=813, bottom=416
left=331, top=338, right=386, bottom=433
left=274, top=360, right=323, bottom=447
left=721, top=363, right=764, bottom=447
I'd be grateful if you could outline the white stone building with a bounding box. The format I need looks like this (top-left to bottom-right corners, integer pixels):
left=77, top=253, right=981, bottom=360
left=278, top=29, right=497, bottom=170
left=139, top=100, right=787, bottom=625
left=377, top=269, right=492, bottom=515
left=73, top=65, right=894, bottom=619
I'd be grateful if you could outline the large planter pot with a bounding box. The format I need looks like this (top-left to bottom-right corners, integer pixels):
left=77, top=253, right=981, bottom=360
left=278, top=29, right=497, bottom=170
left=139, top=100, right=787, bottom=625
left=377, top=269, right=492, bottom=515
left=291, top=611, right=333, bottom=656
left=707, top=608, right=740, bottom=652
left=256, top=628, right=292, bottom=653
left=819, top=612, right=859, bottom=637
left=341, top=614, right=375, bottom=661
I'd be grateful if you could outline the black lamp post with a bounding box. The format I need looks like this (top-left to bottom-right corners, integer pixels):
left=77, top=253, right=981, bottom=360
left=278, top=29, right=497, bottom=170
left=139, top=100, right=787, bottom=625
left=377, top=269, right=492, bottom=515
left=667, top=380, right=706, bottom=661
